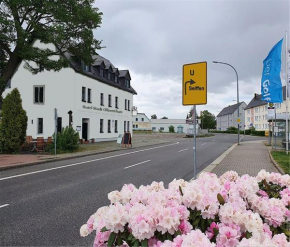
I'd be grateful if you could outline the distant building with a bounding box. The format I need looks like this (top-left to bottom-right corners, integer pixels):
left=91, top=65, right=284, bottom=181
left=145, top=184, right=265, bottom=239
left=216, top=102, right=247, bottom=131
left=151, top=119, right=198, bottom=133
left=133, top=113, right=151, bottom=130
left=244, top=86, right=287, bottom=131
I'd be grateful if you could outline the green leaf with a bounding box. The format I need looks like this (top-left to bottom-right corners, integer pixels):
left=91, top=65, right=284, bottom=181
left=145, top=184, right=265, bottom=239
left=201, top=218, right=206, bottom=232
left=141, top=239, right=148, bottom=247
left=166, top=232, right=173, bottom=241
left=193, top=218, right=200, bottom=226
left=116, top=233, right=122, bottom=246
left=174, top=230, right=182, bottom=236
left=213, top=228, right=219, bottom=235
left=107, top=232, right=117, bottom=247
left=179, top=186, right=183, bottom=196
left=133, top=240, right=140, bottom=247
left=245, top=231, right=252, bottom=239
left=217, top=193, right=225, bottom=205
left=282, top=229, right=290, bottom=237
left=100, top=227, right=108, bottom=232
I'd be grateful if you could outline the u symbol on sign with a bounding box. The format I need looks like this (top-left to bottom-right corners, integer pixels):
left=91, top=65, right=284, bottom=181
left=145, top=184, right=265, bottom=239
left=190, top=70, right=194, bottom=76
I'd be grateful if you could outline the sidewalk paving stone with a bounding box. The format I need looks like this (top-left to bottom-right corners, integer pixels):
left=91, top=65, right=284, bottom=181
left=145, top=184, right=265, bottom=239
left=211, top=141, right=280, bottom=177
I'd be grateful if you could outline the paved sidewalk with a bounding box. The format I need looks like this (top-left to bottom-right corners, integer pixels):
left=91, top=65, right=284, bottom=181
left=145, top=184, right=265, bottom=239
left=211, top=141, right=280, bottom=177
left=0, top=133, right=185, bottom=170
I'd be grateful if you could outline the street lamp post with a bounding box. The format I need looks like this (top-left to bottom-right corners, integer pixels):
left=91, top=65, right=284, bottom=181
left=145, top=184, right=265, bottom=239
left=213, top=61, right=240, bottom=145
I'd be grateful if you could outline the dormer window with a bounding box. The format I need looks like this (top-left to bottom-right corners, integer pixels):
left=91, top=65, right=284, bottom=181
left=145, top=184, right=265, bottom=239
left=100, top=69, right=104, bottom=78
left=125, top=79, right=130, bottom=88
left=81, top=61, right=91, bottom=72
left=115, top=76, right=119, bottom=84
left=108, top=73, right=111, bottom=81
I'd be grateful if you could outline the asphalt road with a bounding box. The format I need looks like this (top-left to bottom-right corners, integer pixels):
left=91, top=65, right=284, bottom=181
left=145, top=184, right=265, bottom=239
left=0, top=134, right=266, bottom=246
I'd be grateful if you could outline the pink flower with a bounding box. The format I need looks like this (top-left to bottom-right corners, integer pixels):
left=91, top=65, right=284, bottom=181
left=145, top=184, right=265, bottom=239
left=178, top=220, right=192, bottom=234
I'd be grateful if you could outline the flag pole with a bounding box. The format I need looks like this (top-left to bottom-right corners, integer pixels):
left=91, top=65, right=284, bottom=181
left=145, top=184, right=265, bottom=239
left=285, top=31, right=289, bottom=155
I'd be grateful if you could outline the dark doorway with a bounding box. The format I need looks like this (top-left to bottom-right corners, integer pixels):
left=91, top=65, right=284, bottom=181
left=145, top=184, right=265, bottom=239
left=57, top=117, right=62, bottom=133
left=82, top=122, right=88, bottom=141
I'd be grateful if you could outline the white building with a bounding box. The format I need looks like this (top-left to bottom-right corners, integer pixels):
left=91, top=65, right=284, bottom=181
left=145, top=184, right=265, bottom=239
left=151, top=119, right=198, bottom=133
left=133, top=113, right=151, bottom=130
left=244, top=86, right=287, bottom=131
left=216, top=102, right=247, bottom=131
left=2, top=41, right=137, bottom=142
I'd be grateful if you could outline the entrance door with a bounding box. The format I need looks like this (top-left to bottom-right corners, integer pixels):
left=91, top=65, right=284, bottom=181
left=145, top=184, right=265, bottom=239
left=82, top=122, right=88, bottom=141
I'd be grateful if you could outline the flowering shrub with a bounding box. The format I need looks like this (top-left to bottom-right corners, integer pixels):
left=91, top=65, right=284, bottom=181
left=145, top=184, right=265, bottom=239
left=80, top=170, right=290, bottom=246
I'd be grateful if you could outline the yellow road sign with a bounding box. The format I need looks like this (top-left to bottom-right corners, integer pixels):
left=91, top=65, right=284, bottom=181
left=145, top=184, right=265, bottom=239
left=182, top=62, right=207, bottom=105
left=236, top=117, right=242, bottom=124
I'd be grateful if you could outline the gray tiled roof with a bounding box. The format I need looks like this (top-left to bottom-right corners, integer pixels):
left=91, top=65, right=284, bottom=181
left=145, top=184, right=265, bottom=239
left=64, top=53, right=137, bottom=95
left=244, top=86, right=286, bottom=110
left=217, top=102, right=243, bottom=117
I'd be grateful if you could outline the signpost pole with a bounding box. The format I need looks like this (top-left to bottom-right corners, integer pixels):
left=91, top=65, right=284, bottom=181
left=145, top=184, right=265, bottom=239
left=193, top=105, right=197, bottom=179
left=285, top=31, right=289, bottom=155
left=274, top=107, right=277, bottom=150
left=54, top=108, right=57, bottom=155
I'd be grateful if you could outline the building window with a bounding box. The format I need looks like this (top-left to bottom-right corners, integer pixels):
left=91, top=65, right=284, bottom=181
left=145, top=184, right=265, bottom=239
left=100, top=69, right=104, bottom=78
left=142, top=118, right=144, bottom=121
left=124, top=121, right=126, bottom=132
left=127, top=121, right=130, bottom=132
left=152, top=127, right=156, bottom=131
left=108, top=95, right=112, bottom=107
left=100, top=119, right=103, bottom=133
left=115, top=120, right=118, bottom=133
left=100, top=93, right=104, bottom=106
left=160, top=127, right=164, bottom=131
left=108, top=120, right=111, bottom=133
left=247, top=117, right=250, bottom=122
left=34, top=86, right=44, bottom=103
left=125, top=99, right=127, bottom=110
left=136, top=118, right=138, bottom=121
left=108, top=73, right=111, bottom=81
left=38, top=63, right=44, bottom=72
left=128, top=100, right=130, bottom=111
left=38, top=118, right=43, bottom=134
left=115, top=97, right=118, bottom=108
left=82, top=87, right=86, bottom=102
left=81, top=61, right=91, bottom=72
left=88, top=88, right=92, bottom=103
left=135, top=124, right=138, bottom=128
left=115, top=75, right=118, bottom=84
left=125, top=79, right=130, bottom=88
left=247, top=110, right=250, bottom=114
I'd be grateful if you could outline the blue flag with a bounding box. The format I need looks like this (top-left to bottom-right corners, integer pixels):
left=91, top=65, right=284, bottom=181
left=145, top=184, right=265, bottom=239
left=261, top=38, right=283, bottom=103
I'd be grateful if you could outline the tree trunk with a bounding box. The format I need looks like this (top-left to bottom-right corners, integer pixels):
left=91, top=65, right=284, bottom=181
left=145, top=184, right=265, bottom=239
left=0, top=52, right=22, bottom=96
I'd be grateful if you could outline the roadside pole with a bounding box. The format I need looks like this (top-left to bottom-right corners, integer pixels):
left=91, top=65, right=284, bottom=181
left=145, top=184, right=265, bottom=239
left=54, top=108, right=57, bottom=155
left=274, top=107, right=277, bottom=150
left=285, top=31, right=289, bottom=155
left=183, top=62, right=207, bottom=180
left=193, top=105, right=197, bottom=178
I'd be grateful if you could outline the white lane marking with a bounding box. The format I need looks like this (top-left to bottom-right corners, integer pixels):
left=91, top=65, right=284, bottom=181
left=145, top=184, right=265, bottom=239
left=201, top=143, right=206, bottom=146
left=0, top=142, right=180, bottom=181
left=178, top=148, right=188, bottom=153
left=212, top=140, right=215, bottom=142
left=124, top=160, right=151, bottom=169
left=0, top=204, right=9, bottom=209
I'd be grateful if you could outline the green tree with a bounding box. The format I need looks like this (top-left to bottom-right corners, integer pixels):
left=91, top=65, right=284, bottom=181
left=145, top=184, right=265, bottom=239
left=200, top=110, right=216, bottom=129
left=151, top=114, right=157, bottom=119
left=161, top=116, right=168, bottom=119
left=0, top=88, right=27, bottom=153
left=0, top=0, right=103, bottom=95
left=168, top=125, right=175, bottom=133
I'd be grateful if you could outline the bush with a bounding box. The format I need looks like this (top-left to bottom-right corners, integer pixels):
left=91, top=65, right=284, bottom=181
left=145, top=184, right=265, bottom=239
left=47, top=126, right=79, bottom=153
left=227, top=126, right=237, bottom=131
left=251, top=130, right=265, bottom=136
left=80, top=170, right=290, bottom=246
left=0, top=89, right=27, bottom=153
left=168, top=125, right=175, bottom=133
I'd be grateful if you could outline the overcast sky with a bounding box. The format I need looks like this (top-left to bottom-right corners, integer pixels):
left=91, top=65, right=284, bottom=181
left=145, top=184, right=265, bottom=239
left=93, top=0, right=289, bottom=119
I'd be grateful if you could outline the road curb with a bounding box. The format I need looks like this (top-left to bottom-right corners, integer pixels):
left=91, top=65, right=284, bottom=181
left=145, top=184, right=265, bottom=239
left=196, top=143, right=238, bottom=178
left=0, top=141, right=171, bottom=171
left=265, top=145, right=285, bottom=174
